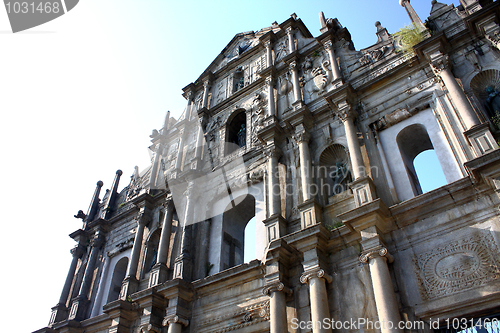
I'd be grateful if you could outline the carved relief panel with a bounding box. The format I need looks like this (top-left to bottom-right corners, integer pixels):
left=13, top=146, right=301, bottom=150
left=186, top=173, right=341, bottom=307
left=414, top=232, right=500, bottom=300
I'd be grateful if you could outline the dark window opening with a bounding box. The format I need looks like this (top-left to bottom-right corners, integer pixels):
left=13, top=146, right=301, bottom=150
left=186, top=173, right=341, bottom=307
left=226, top=111, right=246, bottom=154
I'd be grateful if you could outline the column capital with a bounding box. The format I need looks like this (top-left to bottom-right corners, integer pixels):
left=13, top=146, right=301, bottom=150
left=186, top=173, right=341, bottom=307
left=285, top=26, right=294, bottom=35
left=185, top=90, right=194, bottom=101
left=163, top=197, right=175, bottom=210
left=90, top=231, right=105, bottom=248
left=323, top=40, right=333, bottom=51
left=289, top=60, right=298, bottom=71
left=264, top=40, right=272, bottom=48
left=203, top=79, right=211, bottom=89
left=162, top=315, right=190, bottom=327
left=262, top=281, right=292, bottom=296
left=264, top=145, right=282, bottom=159
left=265, top=76, right=275, bottom=86
left=300, top=268, right=333, bottom=284
left=335, top=100, right=355, bottom=122
left=70, top=245, right=85, bottom=258
left=359, top=246, right=394, bottom=263
left=294, top=128, right=311, bottom=144
left=135, top=210, right=151, bottom=226
left=429, top=51, right=450, bottom=76
left=183, top=181, right=195, bottom=198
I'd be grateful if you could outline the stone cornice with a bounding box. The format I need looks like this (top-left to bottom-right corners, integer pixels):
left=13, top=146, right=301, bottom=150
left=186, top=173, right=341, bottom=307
left=337, top=198, right=395, bottom=234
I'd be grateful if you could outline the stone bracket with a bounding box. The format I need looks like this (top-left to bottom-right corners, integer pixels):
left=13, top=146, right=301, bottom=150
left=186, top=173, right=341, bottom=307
left=148, top=263, right=170, bottom=288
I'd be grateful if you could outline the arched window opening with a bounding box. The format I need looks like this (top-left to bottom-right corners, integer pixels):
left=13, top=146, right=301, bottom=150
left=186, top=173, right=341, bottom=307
left=226, top=111, right=246, bottom=154
left=222, top=195, right=256, bottom=270
left=414, top=150, right=447, bottom=193
left=107, top=257, right=128, bottom=303
left=244, top=217, right=257, bottom=263
left=318, top=144, right=352, bottom=204
left=143, top=230, right=160, bottom=276
left=396, top=124, right=444, bottom=196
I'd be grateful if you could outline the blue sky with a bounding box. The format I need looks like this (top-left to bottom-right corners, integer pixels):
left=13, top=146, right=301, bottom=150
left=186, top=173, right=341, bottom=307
left=0, top=1, right=458, bottom=331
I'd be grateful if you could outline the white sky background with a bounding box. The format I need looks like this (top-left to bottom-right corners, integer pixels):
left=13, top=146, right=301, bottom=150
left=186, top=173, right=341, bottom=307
left=0, top=1, right=457, bottom=331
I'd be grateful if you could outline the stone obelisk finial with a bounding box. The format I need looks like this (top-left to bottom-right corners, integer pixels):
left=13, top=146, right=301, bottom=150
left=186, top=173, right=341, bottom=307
left=399, top=0, right=425, bottom=30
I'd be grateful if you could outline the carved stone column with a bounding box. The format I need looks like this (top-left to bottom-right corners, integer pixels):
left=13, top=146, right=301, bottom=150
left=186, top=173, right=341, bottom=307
left=290, top=61, right=302, bottom=104
left=286, top=27, right=295, bottom=53
left=163, top=315, right=189, bottom=333
left=265, top=40, right=273, bottom=68
left=266, top=76, right=276, bottom=117
left=149, top=198, right=175, bottom=287
left=360, top=247, right=402, bottom=333
left=49, top=245, right=85, bottom=325
left=263, top=282, right=291, bottom=333
left=120, top=210, right=150, bottom=298
left=300, top=269, right=333, bottom=333
left=175, top=128, right=186, bottom=171
left=294, top=124, right=312, bottom=202
left=150, top=143, right=164, bottom=189
left=267, top=146, right=281, bottom=217
left=173, top=182, right=194, bottom=280
left=324, top=40, right=342, bottom=82
left=430, top=52, right=479, bottom=130
left=68, top=230, right=105, bottom=321
left=430, top=51, right=498, bottom=156
left=193, top=117, right=205, bottom=164
left=336, top=101, right=364, bottom=180
left=201, top=80, right=211, bottom=109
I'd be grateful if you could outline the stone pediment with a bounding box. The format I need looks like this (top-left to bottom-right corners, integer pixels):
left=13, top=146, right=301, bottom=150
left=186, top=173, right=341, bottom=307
left=207, top=32, right=261, bottom=73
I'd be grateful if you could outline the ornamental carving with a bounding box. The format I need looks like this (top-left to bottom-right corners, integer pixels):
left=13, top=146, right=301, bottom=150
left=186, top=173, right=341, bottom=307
left=359, top=246, right=394, bottom=263
left=414, top=233, right=500, bottom=300
left=262, top=282, right=292, bottom=296
left=162, top=315, right=189, bottom=327
left=358, top=45, right=391, bottom=66
left=300, top=268, right=333, bottom=284
left=195, top=300, right=269, bottom=333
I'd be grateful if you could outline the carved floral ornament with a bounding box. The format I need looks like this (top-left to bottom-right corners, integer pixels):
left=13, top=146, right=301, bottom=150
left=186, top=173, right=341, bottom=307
left=359, top=246, right=394, bottom=264
left=358, top=45, right=392, bottom=66
left=162, top=315, right=190, bottom=327
left=300, top=268, right=333, bottom=284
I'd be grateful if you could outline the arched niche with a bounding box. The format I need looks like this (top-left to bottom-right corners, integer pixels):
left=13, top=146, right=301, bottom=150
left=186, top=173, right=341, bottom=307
left=318, top=144, right=352, bottom=204
left=107, top=257, right=128, bottom=303
left=470, top=69, right=500, bottom=121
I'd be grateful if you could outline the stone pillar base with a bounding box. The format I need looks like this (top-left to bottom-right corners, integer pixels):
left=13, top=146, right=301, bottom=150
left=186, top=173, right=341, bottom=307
left=173, top=255, right=192, bottom=281
left=350, top=176, right=377, bottom=207
left=465, top=123, right=498, bottom=157
left=149, top=263, right=170, bottom=287
left=119, top=276, right=139, bottom=300
left=49, top=303, right=68, bottom=326
left=263, top=215, right=287, bottom=243
left=68, top=295, right=90, bottom=321
left=298, top=199, right=323, bottom=229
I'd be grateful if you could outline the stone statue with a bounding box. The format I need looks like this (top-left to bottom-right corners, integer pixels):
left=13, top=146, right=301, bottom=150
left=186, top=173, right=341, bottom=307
left=237, top=123, right=246, bottom=147
left=485, top=86, right=500, bottom=118
left=332, top=162, right=351, bottom=194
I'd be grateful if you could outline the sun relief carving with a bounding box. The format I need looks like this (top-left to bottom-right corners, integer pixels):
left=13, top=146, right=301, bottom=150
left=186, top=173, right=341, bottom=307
left=414, top=232, right=500, bottom=300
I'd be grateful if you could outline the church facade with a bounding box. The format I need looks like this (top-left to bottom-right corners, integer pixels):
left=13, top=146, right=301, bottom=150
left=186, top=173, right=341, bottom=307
left=37, top=1, right=500, bottom=332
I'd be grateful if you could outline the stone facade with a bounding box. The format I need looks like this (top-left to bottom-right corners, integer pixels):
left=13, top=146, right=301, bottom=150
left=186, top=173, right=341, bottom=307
left=36, top=1, right=500, bottom=333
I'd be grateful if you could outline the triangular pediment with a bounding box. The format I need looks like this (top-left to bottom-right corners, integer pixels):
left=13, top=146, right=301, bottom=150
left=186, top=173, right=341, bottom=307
left=206, top=32, right=261, bottom=74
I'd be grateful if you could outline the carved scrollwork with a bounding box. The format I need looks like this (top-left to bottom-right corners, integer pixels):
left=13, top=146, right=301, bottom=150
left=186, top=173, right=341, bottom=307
left=162, top=315, right=190, bottom=327
left=334, top=100, right=354, bottom=122
left=300, top=268, right=333, bottom=284
left=429, top=52, right=449, bottom=76
left=359, top=246, right=394, bottom=263
left=262, top=282, right=292, bottom=296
